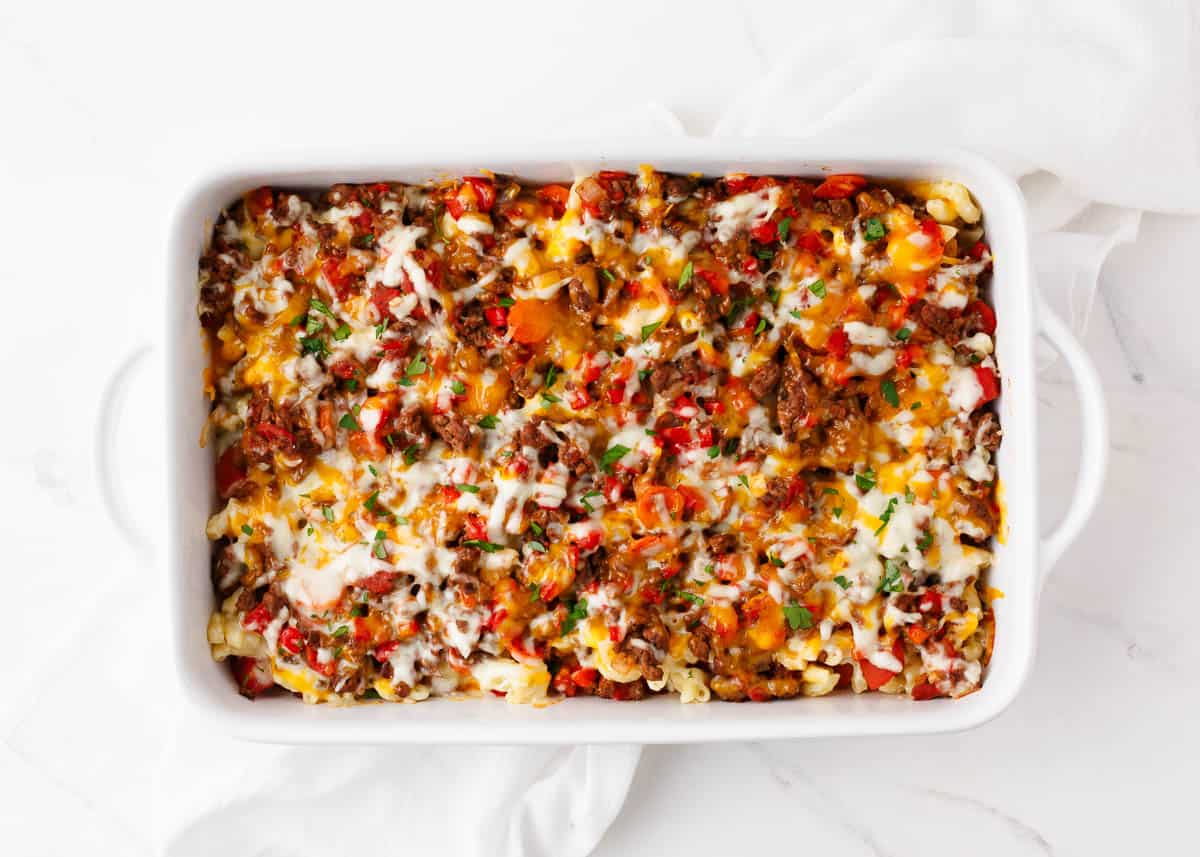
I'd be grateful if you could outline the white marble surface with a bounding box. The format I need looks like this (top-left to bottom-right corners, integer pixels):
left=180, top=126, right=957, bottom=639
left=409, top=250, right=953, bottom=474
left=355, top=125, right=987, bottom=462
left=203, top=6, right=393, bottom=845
left=1, top=1, right=1197, bottom=854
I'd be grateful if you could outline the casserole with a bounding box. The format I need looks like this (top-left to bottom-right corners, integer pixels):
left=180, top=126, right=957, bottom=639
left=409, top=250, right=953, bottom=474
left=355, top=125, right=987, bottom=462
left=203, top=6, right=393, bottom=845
left=166, top=141, right=1107, bottom=742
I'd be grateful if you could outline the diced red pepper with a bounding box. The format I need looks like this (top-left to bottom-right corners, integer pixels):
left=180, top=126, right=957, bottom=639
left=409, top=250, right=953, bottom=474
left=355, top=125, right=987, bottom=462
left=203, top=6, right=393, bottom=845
left=232, top=657, right=273, bottom=697
left=253, top=422, right=295, bottom=447
left=814, top=174, right=867, bottom=200
left=609, top=625, right=622, bottom=643
left=911, top=680, right=943, bottom=701
left=973, top=366, right=1000, bottom=407
left=463, top=176, right=496, bottom=212
left=580, top=353, right=604, bottom=384
left=321, top=257, right=355, bottom=300
left=797, top=229, right=827, bottom=255
left=826, top=327, right=849, bottom=360
left=603, top=476, right=623, bottom=504
left=439, top=485, right=462, bottom=503
left=464, top=515, right=489, bottom=542
left=484, top=606, right=508, bottom=632
left=607, top=381, right=626, bottom=404
left=966, top=299, right=997, bottom=336
left=374, top=640, right=401, bottom=661
left=570, top=667, right=598, bottom=688
left=360, top=571, right=398, bottom=595
left=742, top=257, right=759, bottom=275
left=278, top=626, right=303, bottom=655
left=353, top=617, right=372, bottom=643
left=536, top=184, right=570, bottom=218
left=919, top=590, right=943, bottom=613
left=241, top=602, right=271, bottom=632
left=484, top=305, right=508, bottom=328
left=695, top=268, right=729, bottom=295
left=215, top=444, right=248, bottom=499
left=661, top=426, right=692, bottom=449
left=750, top=219, right=778, bottom=244
left=567, top=389, right=591, bottom=410
left=305, top=646, right=335, bottom=677
left=968, top=240, right=990, bottom=261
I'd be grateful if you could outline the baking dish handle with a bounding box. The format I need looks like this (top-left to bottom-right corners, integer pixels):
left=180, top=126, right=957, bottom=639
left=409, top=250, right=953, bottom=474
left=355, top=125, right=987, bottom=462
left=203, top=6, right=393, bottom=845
left=1036, top=298, right=1108, bottom=575
left=96, top=343, right=155, bottom=562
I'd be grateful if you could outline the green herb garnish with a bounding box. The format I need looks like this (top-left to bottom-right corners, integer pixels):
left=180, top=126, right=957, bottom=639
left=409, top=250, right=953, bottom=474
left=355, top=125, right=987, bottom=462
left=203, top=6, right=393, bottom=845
left=784, top=603, right=814, bottom=630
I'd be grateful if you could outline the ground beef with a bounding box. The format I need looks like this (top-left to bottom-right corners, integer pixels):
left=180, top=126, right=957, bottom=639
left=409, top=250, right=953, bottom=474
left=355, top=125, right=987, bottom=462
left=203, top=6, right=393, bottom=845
left=776, top=361, right=820, bottom=441
left=453, top=300, right=493, bottom=348
left=663, top=175, right=697, bottom=200
left=517, top=416, right=556, bottom=451
left=567, top=277, right=597, bottom=321
left=453, top=546, right=480, bottom=576
left=706, top=531, right=739, bottom=555
left=431, top=413, right=474, bottom=452
left=917, top=301, right=961, bottom=340
left=392, top=406, right=430, bottom=448
left=560, top=441, right=593, bottom=477
left=971, top=411, right=1002, bottom=453
left=747, top=360, right=781, bottom=401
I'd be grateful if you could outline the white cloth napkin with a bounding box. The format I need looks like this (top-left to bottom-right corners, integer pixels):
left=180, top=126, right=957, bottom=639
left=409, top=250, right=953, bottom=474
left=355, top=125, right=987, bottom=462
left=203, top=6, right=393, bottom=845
left=5, top=3, right=1197, bottom=855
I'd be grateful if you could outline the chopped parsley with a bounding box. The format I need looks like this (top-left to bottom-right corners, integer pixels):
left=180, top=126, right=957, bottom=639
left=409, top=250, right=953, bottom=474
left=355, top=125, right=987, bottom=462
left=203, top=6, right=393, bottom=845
left=375, top=319, right=389, bottom=339
left=754, top=318, right=768, bottom=336
left=783, top=603, right=814, bottom=631
left=916, top=531, right=934, bottom=552
left=777, top=216, right=792, bottom=243
left=309, top=298, right=335, bottom=318
left=463, top=539, right=504, bottom=553
left=833, top=506, right=843, bottom=518
left=864, top=217, right=886, bottom=241
left=478, top=414, right=499, bottom=429
left=338, top=413, right=360, bottom=431
left=641, top=321, right=662, bottom=342
left=300, top=335, right=328, bottom=357
left=834, top=575, right=850, bottom=590
left=678, top=261, right=693, bottom=289
left=600, top=444, right=631, bottom=473
left=241, top=524, right=253, bottom=536
left=332, top=323, right=351, bottom=341
left=823, top=487, right=839, bottom=496
left=403, top=445, right=421, bottom=465
left=544, top=365, right=559, bottom=389
left=904, top=486, right=916, bottom=504
left=855, top=468, right=877, bottom=493
left=881, top=379, right=900, bottom=408
left=878, top=559, right=904, bottom=594
left=322, top=506, right=335, bottom=522
left=580, top=489, right=603, bottom=513
left=332, top=625, right=350, bottom=640
left=529, top=521, right=544, bottom=537
left=723, top=437, right=739, bottom=456
left=707, top=445, right=720, bottom=459
left=562, top=599, right=589, bottom=634
left=895, top=327, right=912, bottom=342
left=350, top=603, right=368, bottom=617
left=451, top=379, right=466, bottom=395
left=372, top=540, right=388, bottom=560
left=910, top=401, right=922, bottom=411
left=737, top=474, right=750, bottom=489
left=808, top=279, right=827, bottom=299
left=405, top=354, right=427, bottom=377
left=680, top=591, right=705, bottom=605
left=600, top=268, right=616, bottom=283
left=456, top=483, right=480, bottom=494
left=768, top=554, right=784, bottom=568
left=527, top=540, right=547, bottom=554
left=540, top=392, right=561, bottom=406
left=875, top=497, right=897, bottom=535
left=498, top=296, right=515, bottom=307
left=790, top=309, right=804, bottom=320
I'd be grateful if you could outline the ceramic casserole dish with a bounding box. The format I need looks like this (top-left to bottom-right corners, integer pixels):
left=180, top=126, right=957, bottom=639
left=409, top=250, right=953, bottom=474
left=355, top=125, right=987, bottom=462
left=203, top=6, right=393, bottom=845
left=165, top=140, right=1106, bottom=743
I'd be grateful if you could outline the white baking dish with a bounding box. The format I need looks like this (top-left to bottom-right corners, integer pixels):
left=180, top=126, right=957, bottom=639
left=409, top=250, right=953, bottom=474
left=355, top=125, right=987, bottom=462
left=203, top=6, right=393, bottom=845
left=164, top=141, right=1106, bottom=743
